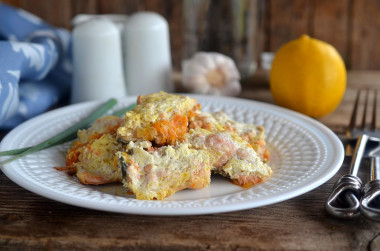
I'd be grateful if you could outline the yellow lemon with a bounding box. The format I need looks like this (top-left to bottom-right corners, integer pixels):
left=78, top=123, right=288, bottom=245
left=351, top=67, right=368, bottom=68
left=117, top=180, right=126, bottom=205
left=269, top=35, right=346, bottom=117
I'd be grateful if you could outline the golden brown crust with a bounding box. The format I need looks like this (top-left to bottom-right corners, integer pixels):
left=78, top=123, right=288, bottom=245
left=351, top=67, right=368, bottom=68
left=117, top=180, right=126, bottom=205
left=60, top=92, right=272, bottom=199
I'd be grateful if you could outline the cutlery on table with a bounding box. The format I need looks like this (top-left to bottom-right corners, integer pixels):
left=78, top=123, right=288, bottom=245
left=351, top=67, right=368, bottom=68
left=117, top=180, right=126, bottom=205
left=360, top=156, right=380, bottom=221
left=326, top=89, right=380, bottom=219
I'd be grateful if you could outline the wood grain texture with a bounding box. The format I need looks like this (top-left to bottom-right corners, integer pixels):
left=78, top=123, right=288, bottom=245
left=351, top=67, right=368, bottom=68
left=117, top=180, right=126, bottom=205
left=70, top=0, right=98, bottom=21
left=3, top=0, right=380, bottom=71
left=351, top=0, right=380, bottom=70
left=2, top=0, right=72, bottom=28
left=97, top=0, right=138, bottom=14
left=312, top=0, right=350, bottom=64
left=268, top=0, right=311, bottom=52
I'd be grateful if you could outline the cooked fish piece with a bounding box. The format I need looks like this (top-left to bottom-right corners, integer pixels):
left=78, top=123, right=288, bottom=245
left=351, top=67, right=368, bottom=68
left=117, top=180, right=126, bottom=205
left=60, top=92, right=273, bottom=200
left=117, top=142, right=211, bottom=200
left=77, top=115, right=123, bottom=145
left=189, top=111, right=269, bottom=162
left=58, top=115, right=124, bottom=185
left=186, top=128, right=272, bottom=188
left=75, top=133, right=123, bottom=184
left=117, top=91, right=201, bottom=145
left=118, top=128, right=272, bottom=200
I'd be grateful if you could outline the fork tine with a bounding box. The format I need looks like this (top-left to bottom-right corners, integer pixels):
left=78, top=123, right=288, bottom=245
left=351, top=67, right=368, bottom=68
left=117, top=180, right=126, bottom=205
left=371, top=90, right=378, bottom=131
left=347, top=90, right=361, bottom=138
left=361, top=89, right=370, bottom=130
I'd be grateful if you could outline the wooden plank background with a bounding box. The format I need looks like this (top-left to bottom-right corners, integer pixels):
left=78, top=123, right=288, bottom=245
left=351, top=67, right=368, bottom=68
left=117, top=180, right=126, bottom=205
left=3, top=0, right=380, bottom=71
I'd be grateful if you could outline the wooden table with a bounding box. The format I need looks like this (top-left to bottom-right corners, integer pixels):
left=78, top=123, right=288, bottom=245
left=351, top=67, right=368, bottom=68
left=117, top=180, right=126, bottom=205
left=1, top=71, right=380, bottom=250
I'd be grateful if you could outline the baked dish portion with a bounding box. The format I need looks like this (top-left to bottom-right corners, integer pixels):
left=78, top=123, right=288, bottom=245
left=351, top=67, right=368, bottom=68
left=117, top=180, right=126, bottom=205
left=117, top=91, right=200, bottom=145
left=59, top=92, right=272, bottom=200
left=57, top=115, right=124, bottom=185
left=189, top=111, right=269, bottom=162
left=117, top=142, right=212, bottom=200
left=185, top=128, right=271, bottom=188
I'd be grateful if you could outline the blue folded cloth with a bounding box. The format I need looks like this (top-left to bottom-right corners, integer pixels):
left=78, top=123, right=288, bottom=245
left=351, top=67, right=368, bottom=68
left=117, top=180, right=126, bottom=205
left=0, top=3, right=72, bottom=129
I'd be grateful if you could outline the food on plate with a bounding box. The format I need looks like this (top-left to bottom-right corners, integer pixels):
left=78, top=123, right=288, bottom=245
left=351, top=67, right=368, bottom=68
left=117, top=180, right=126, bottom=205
left=57, top=115, right=124, bottom=184
left=117, top=91, right=200, bottom=145
left=58, top=92, right=272, bottom=200
left=185, top=128, right=271, bottom=188
left=117, top=142, right=212, bottom=200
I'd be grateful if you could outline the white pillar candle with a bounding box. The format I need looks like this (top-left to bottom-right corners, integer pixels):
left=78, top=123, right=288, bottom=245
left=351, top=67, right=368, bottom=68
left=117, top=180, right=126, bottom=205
left=124, top=12, right=173, bottom=95
left=71, top=18, right=127, bottom=103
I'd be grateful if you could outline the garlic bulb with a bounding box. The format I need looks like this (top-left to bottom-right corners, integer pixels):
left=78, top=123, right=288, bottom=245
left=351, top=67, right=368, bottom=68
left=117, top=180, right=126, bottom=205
left=182, top=52, right=241, bottom=96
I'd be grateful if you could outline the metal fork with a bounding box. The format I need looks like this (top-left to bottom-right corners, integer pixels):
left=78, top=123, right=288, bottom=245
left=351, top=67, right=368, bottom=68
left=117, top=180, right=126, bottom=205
left=326, top=89, right=379, bottom=218
left=346, top=89, right=380, bottom=141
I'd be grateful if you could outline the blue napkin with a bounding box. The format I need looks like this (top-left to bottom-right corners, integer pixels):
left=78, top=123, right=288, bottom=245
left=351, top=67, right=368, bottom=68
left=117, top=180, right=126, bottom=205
left=0, top=3, right=72, bottom=129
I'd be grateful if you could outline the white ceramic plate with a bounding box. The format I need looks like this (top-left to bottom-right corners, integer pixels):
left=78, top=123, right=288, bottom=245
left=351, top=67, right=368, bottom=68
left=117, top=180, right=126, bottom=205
left=0, top=95, right=344, bottom=215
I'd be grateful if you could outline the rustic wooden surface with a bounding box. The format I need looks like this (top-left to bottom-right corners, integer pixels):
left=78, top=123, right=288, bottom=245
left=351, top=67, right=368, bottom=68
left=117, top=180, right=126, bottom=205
left=3, top=0, right=380, bottom=71
left=1, top=71, right=380, bottom=250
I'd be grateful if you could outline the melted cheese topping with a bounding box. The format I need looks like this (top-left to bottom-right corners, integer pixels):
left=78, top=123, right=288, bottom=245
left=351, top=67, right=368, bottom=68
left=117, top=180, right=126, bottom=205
left=190, top=111, right=269, bottom=162
left=186, top=128, right=272, bottom=187
left=63, top=92, right=273, bottom=200
left=75, top=133, right=123, bottom=185
left=119, top=142, right=211, bottom=200
left=117, top=91, right=200, bottom=144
